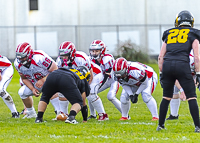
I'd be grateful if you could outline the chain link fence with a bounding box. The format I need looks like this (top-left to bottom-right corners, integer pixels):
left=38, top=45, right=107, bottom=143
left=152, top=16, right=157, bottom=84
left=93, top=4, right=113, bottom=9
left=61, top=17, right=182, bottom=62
left=1, top=24, right=200, bottom=60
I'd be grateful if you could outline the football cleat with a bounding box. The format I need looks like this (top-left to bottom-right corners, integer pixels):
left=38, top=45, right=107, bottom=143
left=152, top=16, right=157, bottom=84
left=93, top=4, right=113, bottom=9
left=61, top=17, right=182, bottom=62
left=22, top=111, right=37, bottom=119
left=35, top=117, right=43, bottom=123
left=119, top=117, right=129, bottom=121
left=65, top=116, right=78, bottom=124
left=12, top=112, right=20, bottom=118
left=152, top=117, right=159, bottom=121
left=87, top=115, right=97, bottom=120
left=98, top=113, right=109, bottom=121
left=195, top=126, right=200, bottom=133
left=166, top=114, right=178, bottom=120
left=156, top=125, right=166, bottom=131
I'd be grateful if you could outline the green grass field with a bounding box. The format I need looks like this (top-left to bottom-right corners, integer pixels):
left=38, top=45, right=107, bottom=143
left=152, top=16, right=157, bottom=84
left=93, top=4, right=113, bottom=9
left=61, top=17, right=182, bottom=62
left=0, top=64, right=200, bottom=143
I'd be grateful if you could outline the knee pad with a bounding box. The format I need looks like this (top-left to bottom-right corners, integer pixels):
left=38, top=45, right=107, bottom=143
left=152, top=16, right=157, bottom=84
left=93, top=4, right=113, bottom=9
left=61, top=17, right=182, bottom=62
left=107, top=90, right=115, bottom=101
left=141, top=92, right=152, bottom=103
left=0, top=90, right=6, bottom=97
left=120, top=95, right=129, bottom=104
left=87, top=94, right=99, bottom=103
left=4, top=94, right=13, bottom=103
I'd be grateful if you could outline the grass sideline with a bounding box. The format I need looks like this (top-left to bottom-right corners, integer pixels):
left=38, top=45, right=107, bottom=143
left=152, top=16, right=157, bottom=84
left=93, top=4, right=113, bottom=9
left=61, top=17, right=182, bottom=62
left=0, top=64, right=200, bottom=143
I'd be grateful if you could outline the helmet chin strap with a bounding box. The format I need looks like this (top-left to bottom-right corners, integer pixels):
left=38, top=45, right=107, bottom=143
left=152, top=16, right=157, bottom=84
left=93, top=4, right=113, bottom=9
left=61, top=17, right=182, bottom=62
left=63, top=59, right=69, bottom=67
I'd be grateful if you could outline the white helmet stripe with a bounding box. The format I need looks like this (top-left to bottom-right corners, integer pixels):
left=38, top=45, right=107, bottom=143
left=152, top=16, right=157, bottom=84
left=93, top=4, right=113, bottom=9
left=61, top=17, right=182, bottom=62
left=60, top=42, right=65, bottom=49
left=121, top=60, right=124, bottom=71
left=22, top=44, right=30, bottom=53
left=114, top=58, right=119, bottom=71
left=17, top=43, right=23, bottom=52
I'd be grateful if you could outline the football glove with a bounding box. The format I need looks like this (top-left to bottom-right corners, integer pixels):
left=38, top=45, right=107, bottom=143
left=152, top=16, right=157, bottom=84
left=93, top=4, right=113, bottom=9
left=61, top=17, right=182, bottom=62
left=130, top=94, right=138, bottom=104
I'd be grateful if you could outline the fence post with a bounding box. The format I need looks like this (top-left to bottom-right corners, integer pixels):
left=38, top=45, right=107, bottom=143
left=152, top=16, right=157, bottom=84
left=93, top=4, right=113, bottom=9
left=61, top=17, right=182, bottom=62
left=159, top=24, right=162, bottom=49
left=75, top=26, right=78, bottom=49
left=116, top=25, right=119, bottom=50
left=34, top=26, right=37, bottom=50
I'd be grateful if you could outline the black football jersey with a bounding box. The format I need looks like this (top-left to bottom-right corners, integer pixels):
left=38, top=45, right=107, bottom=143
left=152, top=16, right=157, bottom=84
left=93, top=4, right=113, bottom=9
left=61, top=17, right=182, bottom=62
left=59, top=68, right=90, bottom=96
left=162, top=27, right=200, bottom=62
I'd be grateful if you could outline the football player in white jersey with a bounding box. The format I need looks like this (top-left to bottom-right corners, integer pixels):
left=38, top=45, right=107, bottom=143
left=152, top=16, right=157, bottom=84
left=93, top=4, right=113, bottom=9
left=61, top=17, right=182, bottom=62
left=56, top=41, right=108, bottom=121
left=0, top=55, right=19, bottom=118
left=166, top=50, right=196, bottom=120
left=14, top=42, right=59, bottom=119
left=112, top=57, right=159, bottom=121
left=89, top=40, right=122, bottom=118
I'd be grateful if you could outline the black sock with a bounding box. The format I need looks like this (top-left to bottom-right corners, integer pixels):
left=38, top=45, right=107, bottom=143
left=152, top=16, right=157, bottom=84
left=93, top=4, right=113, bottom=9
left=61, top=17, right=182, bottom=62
left=158, top=98, right=170, bottom=127
left=188, top=99, right=200, bottom=127
left=37, top=112, right=44, bottom=118
left=54, top=110, right=57, bottom=115
left=81, top=105, right=88, bottom=121
left=69, top=110, right=77, bottom=117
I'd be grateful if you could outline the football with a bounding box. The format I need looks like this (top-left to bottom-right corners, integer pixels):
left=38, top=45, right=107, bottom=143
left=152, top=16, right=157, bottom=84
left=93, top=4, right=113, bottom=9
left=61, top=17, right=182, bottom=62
left=56, top=113, right=68, bottom=121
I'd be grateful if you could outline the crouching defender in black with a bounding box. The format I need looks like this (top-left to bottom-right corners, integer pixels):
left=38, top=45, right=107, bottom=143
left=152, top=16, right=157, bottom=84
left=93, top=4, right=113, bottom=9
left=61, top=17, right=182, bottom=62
left=35, top=66, right=90, bottom=124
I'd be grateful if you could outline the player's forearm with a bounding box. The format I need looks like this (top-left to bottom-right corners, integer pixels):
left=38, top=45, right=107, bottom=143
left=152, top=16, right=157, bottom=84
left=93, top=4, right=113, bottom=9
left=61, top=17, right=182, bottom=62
left=194, top=56, right=200, bottom=73
left=22, top=79, right=35, bottom=91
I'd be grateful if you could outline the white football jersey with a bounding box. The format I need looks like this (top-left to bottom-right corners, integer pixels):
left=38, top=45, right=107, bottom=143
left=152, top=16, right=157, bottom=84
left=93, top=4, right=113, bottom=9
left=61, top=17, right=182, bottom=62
left=92, top=54, right=114, bottom=75
left=0, top=55, right=12, bottom=72
left=90, top=60, right=102, bottom=75
left=111, top=61, right=154, bottom=87
left=56, top=51, right=91, bottom=70
left=14, top=50, right=55, bottom=84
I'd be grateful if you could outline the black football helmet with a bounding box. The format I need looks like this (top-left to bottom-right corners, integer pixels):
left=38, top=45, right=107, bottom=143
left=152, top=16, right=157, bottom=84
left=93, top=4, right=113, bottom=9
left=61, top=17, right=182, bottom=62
left=78, top=66, right=91, bottom=82
left=174, top=10, right=194, bottom=27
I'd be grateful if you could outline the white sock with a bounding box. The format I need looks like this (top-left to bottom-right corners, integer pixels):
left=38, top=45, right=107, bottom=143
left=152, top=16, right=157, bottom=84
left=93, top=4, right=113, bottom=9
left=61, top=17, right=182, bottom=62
left=121, top=101, right=131, bottom=117
left=27, top=107, right=36, bottom=114
left=50, top=97, right=60, bottom=113
left=59, top=100, right=69, bottom=115
left=91, top=97, right=105, bottom=114
left=170, top=98, right=180, bottom=116
left=1, top=94, right=17, bottom=113
left=110, top=97, right=122, bottom=113
left=146, top=97, right=158, bottom=118
left=88, top=100, right=96, bottom=116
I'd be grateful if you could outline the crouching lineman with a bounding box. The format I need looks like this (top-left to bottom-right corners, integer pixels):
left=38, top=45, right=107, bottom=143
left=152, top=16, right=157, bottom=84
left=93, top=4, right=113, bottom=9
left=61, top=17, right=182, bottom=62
left=14, top=42, right=59, bottom=119
left=89, top=40, right=121, bottom=119
left=56, top=41, right=108, bottom=121
left=112, top=57, right=159, bottom=121
left=0, top=55, right=19, bottom=118
left=35, top=66, right=90, bottom=124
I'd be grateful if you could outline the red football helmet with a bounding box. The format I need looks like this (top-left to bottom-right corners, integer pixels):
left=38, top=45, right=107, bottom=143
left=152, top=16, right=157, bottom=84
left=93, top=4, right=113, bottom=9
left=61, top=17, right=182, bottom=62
left=16, top=42, right=33, bottom=65
left=59, top=41, right=76, bottom=64
left=89, top=40, right=106, bottom=59
left=113, top=57, right=128, bottom=77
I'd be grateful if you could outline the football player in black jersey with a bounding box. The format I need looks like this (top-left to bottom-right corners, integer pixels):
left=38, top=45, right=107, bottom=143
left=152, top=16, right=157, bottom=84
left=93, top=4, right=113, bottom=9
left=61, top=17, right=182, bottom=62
left=35, top=66, right=90, bottom=124
left=157, top=10, right=200, bottom=132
